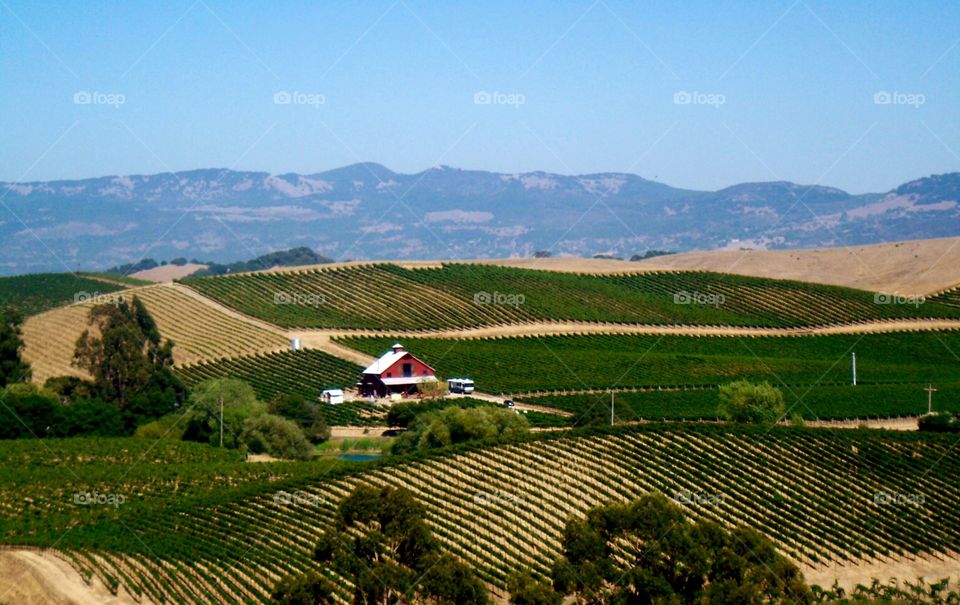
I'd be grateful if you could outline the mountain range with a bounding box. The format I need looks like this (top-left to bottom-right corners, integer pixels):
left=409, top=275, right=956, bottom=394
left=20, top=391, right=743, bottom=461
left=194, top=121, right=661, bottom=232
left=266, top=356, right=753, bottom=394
left=1, top=164, right=958, bottom=275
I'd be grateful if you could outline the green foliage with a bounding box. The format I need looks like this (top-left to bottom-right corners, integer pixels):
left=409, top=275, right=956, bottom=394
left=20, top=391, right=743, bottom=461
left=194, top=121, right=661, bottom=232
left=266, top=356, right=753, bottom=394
left=508, top=571, right=562, bottom=605
left=0, top=307, right=30, bottom=386
left=528, top=383, right=960, bottom=425
left=134, top=414, right=187, bottom=440
left=393, top=405, right=529, bottom=454
left=550, top=492, right=813, bottom=603
left=175, top=349, right=359, bottom=405
left=813, top=577, right=960, bottom=604
left=343, top=332, right=960, bottom=396
left=0, top=383, right=60, bottom=439
left=918, top=411, right=960, bottom=432
left=270, top=571, right=336, bottom=605
left=182, top=378, right=265, bottom=448
left=268, top=393, right=330, bottom=444
left=0, top=273, right=126, bottom=316
left=241, top=414, right=314, bottom=460
left=187, top=263, right=960, bottom=330
left=314, top=484, right=488, bottom=605
left=718, top=380, right=786, bottom=424
left=386, top=398, right=496, bottom=428
left=58, top=398, right=125, bottom=437
left=192, top=247, right=333, bottom=277
left=72, top=297, right=184, bottom=419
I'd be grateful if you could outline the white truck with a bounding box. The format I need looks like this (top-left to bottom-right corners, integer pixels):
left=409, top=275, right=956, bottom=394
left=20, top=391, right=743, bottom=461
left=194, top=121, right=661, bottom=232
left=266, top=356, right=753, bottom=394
left=447, top=378, right=475, bottom=395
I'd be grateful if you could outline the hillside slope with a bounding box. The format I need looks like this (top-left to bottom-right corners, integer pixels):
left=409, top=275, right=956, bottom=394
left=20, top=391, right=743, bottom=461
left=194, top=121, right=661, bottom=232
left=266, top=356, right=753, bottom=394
left=631, top=236, right=960, bottom=296
left=2, top=427, right=956, bottom=604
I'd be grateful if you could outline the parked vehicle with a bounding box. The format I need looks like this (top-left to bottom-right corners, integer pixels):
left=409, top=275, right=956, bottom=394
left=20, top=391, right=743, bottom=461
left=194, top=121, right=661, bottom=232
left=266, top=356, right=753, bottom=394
left=320, top=388, right=344, bottom=405
left=447, top=378, right=475, bottom=394
left=503, top=399, right=515, bottom=408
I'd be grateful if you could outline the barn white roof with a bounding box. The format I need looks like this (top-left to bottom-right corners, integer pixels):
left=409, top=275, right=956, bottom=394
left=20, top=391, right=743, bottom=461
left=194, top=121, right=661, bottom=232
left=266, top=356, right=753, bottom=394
left=362, top=349, right=409, bottom=375
left=380, top=376, right=438, bottom=386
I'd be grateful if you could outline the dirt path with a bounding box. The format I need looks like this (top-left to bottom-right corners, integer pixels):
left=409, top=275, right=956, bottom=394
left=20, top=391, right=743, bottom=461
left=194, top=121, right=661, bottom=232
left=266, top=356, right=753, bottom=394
left=294, top=318, right=960, bottom=346
left=0, top=549, right=150, bottom=605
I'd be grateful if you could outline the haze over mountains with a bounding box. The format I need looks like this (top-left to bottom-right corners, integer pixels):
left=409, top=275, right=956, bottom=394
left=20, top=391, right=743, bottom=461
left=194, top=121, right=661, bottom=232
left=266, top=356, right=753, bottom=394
left=1, top=165, right=958, bottom=275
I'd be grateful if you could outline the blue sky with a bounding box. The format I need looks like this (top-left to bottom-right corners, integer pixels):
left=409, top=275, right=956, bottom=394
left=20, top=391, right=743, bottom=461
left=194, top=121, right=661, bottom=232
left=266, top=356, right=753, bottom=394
left=1, top=0, right=957, bottom=193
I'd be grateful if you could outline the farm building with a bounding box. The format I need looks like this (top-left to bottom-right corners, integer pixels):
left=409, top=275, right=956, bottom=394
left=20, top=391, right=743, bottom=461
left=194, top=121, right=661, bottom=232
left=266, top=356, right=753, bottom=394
left=360, top=343, right=437, bottom=398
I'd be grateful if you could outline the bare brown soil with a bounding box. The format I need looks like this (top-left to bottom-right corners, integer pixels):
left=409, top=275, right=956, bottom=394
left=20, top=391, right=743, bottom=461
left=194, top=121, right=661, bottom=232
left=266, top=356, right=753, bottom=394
left=230, top=237, right=960, bottom=296
left=130, top=263, right=207, bottom=282
left=0, top=549, right=150, bottom=605
left=801, top=552, right=960, bottom=592
left=631, top=237, right=960, bottom=296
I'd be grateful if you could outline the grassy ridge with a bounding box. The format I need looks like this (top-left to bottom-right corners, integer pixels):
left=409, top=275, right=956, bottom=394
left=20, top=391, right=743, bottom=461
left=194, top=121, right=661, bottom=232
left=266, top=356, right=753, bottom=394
left=526, top=382, right=960, bottom=423
left=183, top=263, right=960, bottom=330
left=0, top=273, right=127, bottom=316
left=1, top=427, right=958, bottom=602
left=340, top=332, right=960, bottom=394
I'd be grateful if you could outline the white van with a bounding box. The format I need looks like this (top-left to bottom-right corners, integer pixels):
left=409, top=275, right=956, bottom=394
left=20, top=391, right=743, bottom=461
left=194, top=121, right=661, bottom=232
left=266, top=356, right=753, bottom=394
left=447, top=378, right=475, bottom=394
left=320, top=388, right=344, bottom=405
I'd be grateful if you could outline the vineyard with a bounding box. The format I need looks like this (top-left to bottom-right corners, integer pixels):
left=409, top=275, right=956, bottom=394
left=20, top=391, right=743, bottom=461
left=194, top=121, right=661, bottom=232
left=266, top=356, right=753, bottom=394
left=340, top=331, right=960, bottom=395
left=182, top=263, right=960, bottom=330
left=175, top=349, right=359, bottom=401
left=1, top=426, right=957, bottom=603
left=930, top=286, right=960, bottom=309
left=523, top=382, right=960, bottom=425
left=21, top=284, right=289, bottom=384
left=0, top=272, right=128, bottom=317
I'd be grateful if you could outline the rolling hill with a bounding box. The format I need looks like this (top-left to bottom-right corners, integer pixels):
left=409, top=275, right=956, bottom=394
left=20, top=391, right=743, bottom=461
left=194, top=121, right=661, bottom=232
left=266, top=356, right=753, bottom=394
left=2, top=166, right=959, bottom=275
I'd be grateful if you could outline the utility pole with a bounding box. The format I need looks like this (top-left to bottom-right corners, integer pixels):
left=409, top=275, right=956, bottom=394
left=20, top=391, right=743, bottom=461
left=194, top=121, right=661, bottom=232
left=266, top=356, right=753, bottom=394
left=851, top=352, right=857, bottom=386
left=610, top=392, right=615, bottom=427
left=925, top=384, right=937, bottom=414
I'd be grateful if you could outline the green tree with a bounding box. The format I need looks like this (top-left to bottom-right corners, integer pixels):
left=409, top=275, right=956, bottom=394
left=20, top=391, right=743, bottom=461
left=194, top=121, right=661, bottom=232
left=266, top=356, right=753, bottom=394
left=270, top=571, right=336, bottom=605
left=59, top=398, right=125, bottom=437
left=549, top=493, right=812, bottom=604
left=0, top=307, right=30, bottom=386
left=268, top=393, right=330, bottom=444
left=393, top=406, right=529, bottom=454
left=0, top=383, right=61, bottom=439
left=182, top=378, right=264, bottom=448
left=311, top=485, right=488, bottom=605
left=718, top=380, right=785, bottom=424
left=72, top=298, right=183, bottom=418
left=241, top=414, right=314, bottom=460
left=508, top=571, right=562, bottom=605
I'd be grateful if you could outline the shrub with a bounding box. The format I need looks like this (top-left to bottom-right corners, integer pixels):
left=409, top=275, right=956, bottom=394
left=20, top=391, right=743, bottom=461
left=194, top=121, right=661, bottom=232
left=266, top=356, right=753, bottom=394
left=918, top=412, right=960, bottom=433
left=268, top=393, right=330, bottom=444
left=718, top=380, right=785, bottom=424
left=241, top=414, right=313, bottom=460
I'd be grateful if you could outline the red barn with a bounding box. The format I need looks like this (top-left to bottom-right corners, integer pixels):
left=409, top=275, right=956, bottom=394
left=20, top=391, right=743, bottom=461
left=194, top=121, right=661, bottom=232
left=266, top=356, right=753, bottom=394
left=360, top=343, right=438, bottom=398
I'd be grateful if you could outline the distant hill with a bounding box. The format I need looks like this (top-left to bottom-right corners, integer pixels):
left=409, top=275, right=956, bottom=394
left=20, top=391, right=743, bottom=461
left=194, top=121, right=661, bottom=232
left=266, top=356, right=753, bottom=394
left=191, top=246, right=334, bottom=277
left=1, top=165, right=958, bottom=275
